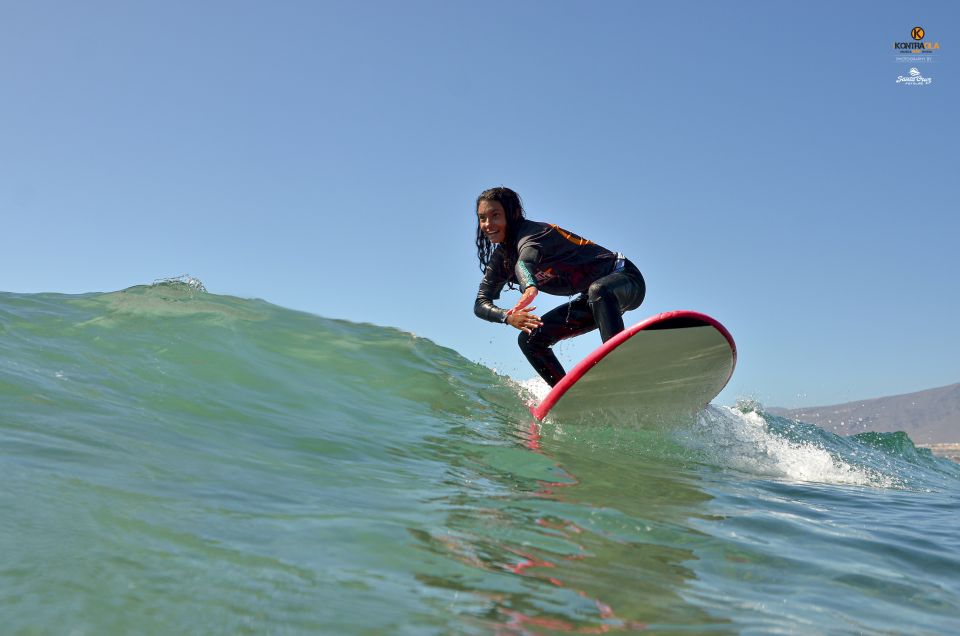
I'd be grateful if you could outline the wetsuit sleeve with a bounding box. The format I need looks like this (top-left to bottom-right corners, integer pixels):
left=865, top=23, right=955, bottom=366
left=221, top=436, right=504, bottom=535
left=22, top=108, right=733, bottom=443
left=474, top=252, right=510, bottom=323
left=514, top=244, right=540, bottom=291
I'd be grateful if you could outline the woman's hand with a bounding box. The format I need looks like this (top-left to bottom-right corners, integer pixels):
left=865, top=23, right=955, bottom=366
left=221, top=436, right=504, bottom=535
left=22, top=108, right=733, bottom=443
left=507, top=287, right=541, bottom=333
left=506, top=306, right=543, bottom=334
left=513, top=286, right=538, bottom=312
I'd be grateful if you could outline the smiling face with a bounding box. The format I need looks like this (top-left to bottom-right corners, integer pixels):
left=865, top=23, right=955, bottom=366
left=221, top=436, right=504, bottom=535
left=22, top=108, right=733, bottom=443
left=477, top=200, right=508, bottom=244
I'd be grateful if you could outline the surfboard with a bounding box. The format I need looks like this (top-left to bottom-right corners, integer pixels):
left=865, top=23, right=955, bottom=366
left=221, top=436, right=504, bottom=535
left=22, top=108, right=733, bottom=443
left=531, top=311, right=736, bottom=423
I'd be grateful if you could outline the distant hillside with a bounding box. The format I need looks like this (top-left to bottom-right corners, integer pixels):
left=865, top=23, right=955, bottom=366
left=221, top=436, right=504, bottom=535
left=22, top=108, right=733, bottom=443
left=768, top=383, right=960, bottom=445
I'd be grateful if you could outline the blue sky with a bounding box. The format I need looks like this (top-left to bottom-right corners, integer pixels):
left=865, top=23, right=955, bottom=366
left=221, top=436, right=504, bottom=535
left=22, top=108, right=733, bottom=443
left=2, top=1, right=956, bottom=408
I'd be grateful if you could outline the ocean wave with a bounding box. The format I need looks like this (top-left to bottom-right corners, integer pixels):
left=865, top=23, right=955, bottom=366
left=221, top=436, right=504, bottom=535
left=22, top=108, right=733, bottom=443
left=2, top=285, right=958, bottom=634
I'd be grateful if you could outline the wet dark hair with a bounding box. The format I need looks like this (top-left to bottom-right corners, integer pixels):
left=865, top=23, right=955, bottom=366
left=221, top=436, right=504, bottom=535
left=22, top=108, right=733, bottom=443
left=475, top=186, right=526, bottom=278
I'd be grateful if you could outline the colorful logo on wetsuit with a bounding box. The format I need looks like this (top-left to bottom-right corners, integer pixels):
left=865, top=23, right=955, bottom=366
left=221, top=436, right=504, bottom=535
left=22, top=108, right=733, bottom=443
left=535, top=267, right=556, bottom=284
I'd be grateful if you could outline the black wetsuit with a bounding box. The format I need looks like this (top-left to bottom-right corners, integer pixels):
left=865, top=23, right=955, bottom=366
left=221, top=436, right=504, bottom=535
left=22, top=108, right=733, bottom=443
left=474, top=219, right=646, bottom=386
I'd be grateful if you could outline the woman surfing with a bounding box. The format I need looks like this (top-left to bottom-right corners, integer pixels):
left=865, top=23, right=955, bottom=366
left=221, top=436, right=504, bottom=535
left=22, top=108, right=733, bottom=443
left=473, top=186, right=646, bottom=386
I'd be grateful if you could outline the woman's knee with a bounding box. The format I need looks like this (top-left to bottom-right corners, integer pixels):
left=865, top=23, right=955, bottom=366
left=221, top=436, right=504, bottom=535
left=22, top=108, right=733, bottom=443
left=587, top=280, right=611, bottom=304
left=517, top=330, right=529, bottom=351
left=517, top=329, right=542, bottom=354
left=589, top=274, right=644, bottom=311
left=519, top=325, right=560, bottom=354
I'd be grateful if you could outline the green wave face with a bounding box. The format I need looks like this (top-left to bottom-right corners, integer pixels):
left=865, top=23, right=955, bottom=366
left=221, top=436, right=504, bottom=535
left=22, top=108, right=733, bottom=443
left=2, top=284, right=958, bottom=635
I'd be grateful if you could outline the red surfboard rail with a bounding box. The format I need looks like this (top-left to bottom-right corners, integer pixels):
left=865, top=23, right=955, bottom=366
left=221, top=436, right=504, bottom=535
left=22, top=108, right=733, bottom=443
left=530, top=310, right=737, bottom=421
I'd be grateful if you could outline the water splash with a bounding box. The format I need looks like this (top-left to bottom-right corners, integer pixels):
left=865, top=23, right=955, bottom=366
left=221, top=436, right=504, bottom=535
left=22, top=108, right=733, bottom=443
left=151, top=274, right=207, bottom=292
left=515, top=375, right=551, bottom=407
left=682, top=405, right=900, bottom=488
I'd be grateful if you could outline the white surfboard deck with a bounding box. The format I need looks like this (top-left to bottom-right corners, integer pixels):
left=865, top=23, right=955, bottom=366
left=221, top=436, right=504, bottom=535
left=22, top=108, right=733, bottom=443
left=531, top=311, right=736, bottom=423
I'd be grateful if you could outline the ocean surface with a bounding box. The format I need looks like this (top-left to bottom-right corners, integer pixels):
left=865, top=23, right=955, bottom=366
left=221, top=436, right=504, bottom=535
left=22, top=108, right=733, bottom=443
left=2, top=281, right=959, bottom=635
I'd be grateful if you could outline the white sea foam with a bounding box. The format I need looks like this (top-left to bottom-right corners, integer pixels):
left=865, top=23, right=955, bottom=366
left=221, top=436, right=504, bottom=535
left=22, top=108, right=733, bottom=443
left=688, top=405, right=899, bottom=488
left=492, top=372, right=550, bottom=410
left=151, top=274, right=207, bottom=292
left=517, top=376, right=551, bottom=404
